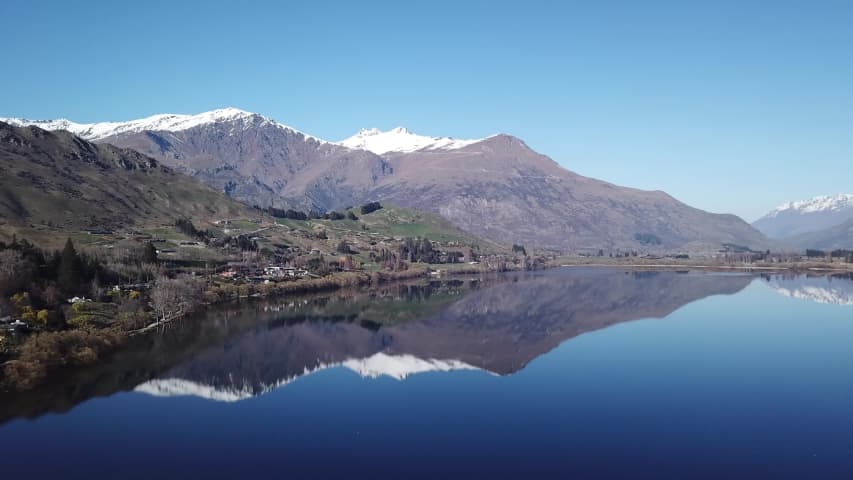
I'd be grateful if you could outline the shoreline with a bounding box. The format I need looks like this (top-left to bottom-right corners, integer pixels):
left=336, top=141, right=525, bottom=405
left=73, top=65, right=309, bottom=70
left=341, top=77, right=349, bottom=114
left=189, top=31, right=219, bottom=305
left=545, top=258, right=853, bottom=274
left=3, top=261, right=850, bottom=393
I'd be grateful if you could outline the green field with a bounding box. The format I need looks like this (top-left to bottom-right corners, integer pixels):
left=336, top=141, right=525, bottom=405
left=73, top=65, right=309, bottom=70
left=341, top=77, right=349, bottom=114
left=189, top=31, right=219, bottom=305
left=276, top=205, right=502, bottom=252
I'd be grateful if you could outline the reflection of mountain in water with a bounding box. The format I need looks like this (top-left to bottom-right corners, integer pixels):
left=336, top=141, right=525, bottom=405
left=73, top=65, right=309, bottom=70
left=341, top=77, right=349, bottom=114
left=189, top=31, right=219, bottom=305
left=765, top=273, right=853, bottom=306
left=136, top=269, right=754, bottom=402
left=137, top=353, right=483, bottom=402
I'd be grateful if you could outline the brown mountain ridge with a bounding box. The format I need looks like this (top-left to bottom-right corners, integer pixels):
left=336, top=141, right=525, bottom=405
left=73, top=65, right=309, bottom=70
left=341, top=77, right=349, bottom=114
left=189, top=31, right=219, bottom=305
left=2, top=110, right=769, bottom=252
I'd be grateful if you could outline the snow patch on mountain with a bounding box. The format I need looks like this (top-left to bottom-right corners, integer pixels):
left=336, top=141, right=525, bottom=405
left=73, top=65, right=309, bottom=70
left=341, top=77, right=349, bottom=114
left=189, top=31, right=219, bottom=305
left=765, top=194, right=853, bottom=218
left=338, top=127, right=485, bottom=154
left=0, top=107, right=325, bottom=143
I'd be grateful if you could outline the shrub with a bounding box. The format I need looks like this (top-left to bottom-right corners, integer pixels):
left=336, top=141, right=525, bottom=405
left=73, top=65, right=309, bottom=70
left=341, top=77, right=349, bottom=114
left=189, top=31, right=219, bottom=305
left=360, top=202, right=382, bottom=215
left=634, top=233, right=662, bottom=246
left=1, top=328, right=124, bottom=391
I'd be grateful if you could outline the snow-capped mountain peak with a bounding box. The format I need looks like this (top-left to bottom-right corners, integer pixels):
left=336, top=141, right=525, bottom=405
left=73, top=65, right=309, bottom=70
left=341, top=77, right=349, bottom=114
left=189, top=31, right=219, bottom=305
left=767, top=194, right=853, bottom=218
left=752, top=193, right=853, bottom=239
left=338, top=126, right=483, bottom=155
left=0, top=107, right=324, bottom=143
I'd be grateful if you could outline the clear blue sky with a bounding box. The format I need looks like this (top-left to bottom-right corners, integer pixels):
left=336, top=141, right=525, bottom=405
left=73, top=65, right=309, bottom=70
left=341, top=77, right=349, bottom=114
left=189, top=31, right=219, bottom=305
left=2, top=0, right=852, bottom=221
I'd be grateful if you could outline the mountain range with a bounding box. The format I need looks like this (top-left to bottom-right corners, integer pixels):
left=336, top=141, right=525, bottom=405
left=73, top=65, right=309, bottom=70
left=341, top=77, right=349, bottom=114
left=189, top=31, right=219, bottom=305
left=2, top=108, right=768, bottom=252
left=753, top=194, right=853, bottom=249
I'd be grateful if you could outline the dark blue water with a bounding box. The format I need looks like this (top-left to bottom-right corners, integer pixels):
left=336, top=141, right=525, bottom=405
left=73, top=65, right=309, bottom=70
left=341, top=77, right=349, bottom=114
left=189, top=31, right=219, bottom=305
left=2, top=269, right=853, bottom=479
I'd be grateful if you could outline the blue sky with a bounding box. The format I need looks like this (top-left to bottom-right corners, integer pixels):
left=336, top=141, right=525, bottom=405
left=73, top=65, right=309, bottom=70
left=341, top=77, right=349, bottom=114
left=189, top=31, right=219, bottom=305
left=2, top=0, right=852, bottom=221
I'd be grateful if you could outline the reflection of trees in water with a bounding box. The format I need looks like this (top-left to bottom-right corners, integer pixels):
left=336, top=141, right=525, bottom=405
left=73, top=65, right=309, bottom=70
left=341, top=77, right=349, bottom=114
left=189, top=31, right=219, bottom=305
left=1, top=269, right=766, bottom=423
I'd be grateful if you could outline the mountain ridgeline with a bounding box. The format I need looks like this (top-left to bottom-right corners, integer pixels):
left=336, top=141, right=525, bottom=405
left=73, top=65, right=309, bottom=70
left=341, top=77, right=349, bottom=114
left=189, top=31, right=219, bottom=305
left=3, top=109, right=769, bottom=252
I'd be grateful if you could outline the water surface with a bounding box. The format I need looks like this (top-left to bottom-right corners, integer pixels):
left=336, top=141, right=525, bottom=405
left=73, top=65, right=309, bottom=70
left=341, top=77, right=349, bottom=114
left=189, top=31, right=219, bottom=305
left=2, top=268, right=853, bottom=478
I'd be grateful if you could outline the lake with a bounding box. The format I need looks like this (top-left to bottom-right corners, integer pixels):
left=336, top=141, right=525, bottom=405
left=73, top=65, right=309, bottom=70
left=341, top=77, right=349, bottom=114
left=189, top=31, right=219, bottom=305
left=2, top=268, right=853, bottom=478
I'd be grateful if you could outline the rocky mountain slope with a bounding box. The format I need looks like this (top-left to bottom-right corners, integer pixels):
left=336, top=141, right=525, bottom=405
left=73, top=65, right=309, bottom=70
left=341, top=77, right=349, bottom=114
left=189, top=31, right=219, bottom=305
left=0, top=121, right=253, bottom=238
left=369, top=133, right=765, bottom=251
left=4, top=109, right=768, bottom=252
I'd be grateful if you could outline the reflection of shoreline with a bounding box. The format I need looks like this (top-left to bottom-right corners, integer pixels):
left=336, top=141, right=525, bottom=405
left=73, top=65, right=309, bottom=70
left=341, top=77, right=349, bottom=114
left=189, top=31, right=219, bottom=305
left=0, top=279, right=481, bottom=424
left=553, top=258, right=853, bottom=273
left=133, top=270, right=755, bottom=403
left=766, top=274, right=853, bottom=306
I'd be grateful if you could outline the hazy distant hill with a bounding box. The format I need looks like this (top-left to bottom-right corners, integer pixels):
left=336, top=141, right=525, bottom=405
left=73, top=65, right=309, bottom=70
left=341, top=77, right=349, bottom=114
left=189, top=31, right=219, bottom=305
left=753, top=194, right=853, bottom=239
left=4, top=109, right=768, bottom=252
left=784, top=218, right=853, bottom=250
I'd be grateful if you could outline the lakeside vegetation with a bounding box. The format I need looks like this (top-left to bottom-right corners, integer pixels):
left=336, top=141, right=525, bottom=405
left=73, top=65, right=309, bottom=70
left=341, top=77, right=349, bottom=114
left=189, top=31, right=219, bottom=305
left=0, top=201, right=541, bottom=392
left=3, top=195, right=851, bottom=393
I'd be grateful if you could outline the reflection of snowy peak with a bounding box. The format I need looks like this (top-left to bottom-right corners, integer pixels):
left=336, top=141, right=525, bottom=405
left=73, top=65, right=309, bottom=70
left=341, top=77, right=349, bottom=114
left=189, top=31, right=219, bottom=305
left=134, top=353, right=482, bottom=402
left=342, top=353, right=479, bottom=379
left=767, top=277, right=853, bottom=306
left=135, top=378, right=255, bottom=402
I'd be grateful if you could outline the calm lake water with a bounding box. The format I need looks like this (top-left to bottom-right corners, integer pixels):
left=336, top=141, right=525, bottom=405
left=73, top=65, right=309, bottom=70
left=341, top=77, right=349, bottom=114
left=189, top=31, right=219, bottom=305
left=2, top=268, right=853, bottom=478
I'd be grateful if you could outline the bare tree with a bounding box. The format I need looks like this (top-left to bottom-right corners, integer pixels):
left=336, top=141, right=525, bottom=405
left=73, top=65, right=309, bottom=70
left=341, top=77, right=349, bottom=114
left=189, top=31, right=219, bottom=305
left=149, top=275, right=206, bottom=325
left=149, top=276, right=179, bottom=324
left=0, top=250, right=31, bottom=296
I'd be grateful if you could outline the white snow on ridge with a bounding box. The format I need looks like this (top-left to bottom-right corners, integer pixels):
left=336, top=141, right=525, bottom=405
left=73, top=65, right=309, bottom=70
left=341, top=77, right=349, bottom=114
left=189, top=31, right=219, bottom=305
left=766, top=194, right=853, bottom=218
left=0, top=107, right=325, bottom=143
left=338, top=127, right=484, bottom=154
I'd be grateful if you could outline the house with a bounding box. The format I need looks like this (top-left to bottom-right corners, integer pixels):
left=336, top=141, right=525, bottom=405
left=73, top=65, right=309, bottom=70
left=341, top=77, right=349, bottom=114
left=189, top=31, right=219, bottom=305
left=264, top=266, right=287, bottom=279
left=264, top=266, right=309, bottom=279
left=219, top=269, right=238, bottom=279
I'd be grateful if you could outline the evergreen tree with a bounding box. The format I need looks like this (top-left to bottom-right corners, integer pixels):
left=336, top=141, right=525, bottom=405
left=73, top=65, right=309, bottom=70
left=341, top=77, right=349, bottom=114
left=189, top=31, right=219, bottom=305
left=58, top=238, right=82, bottom=293
left=142, top=242, right=158, bottom=264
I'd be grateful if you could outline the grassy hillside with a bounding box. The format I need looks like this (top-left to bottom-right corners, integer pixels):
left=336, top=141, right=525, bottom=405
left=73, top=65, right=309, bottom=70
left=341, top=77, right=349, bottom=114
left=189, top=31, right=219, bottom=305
left=271, top=204, right=505, bottom=270
left=278, top=205, right=501, bottom=246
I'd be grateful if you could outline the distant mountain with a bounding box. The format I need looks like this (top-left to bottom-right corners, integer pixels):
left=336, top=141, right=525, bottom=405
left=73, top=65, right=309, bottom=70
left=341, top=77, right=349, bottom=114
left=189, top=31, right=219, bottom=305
left=3, top=109, right=768, bottom=252
left=785, top=218, right=853, bottom=250
left=0, top=121, right=252, bottom=239
left=753, top=194, right=853, bottom=239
